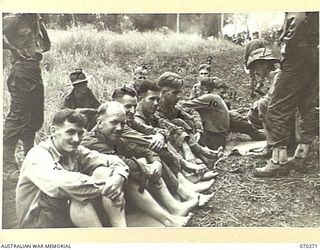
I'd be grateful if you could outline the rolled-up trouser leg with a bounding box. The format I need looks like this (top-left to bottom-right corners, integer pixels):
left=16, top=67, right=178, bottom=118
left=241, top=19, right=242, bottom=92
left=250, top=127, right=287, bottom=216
left=266, top=48, right=317, bottom=147
left=229, top=111, right=265, bottom=140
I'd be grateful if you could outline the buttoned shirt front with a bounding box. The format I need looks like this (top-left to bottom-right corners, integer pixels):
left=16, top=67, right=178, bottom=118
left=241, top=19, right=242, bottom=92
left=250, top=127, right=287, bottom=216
left=16, top=138, right=129, bottom=228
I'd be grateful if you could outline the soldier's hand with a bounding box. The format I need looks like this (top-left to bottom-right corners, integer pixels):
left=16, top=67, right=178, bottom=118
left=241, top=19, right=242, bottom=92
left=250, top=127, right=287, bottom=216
left=194, top=132, right=202, bottom=142
left=147, top=162, right=162, bottom=183
left=112, top=192, right=126, bottom=211
left=102, top=175, right=125, bottom=200
left=149, top=133, right=165, bottom=151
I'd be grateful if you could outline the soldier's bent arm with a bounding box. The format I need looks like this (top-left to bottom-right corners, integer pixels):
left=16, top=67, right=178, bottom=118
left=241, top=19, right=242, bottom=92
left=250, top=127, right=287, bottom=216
left=22, top=146, right=105, bottom=204
left=78, top=145, right=130, bottom=180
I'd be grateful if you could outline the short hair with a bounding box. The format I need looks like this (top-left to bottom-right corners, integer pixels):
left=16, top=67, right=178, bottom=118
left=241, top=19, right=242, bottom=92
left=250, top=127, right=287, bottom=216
left=133, top=66, right=148, bottom=80
left=111, top=85, right=137, bottom=100
left=134, top=79, right=160, bottom=96
left=200, top=76, right=224, bottom=87
left=97, top=101, right=125, bottom=116
left=199, top=64, right=211, bottom=72
left=52, top=109, right=87, bottom=127
left=157, top=72, right=184, bottom=89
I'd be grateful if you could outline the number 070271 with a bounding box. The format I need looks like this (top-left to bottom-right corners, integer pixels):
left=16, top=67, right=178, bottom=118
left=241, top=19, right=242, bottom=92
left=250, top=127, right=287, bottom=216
left=300, top=244, right=318, bottom=248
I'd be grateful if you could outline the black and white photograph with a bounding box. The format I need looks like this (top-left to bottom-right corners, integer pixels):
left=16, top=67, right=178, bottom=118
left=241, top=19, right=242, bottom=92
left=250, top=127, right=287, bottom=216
left=2, top=10, right=319, bottom=230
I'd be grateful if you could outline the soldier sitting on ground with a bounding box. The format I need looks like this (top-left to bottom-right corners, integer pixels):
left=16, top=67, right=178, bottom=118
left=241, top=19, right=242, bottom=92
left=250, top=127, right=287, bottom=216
left=111, top=86, right=216, bottom=194
left=81, top=101, right=195, bottom=226
left=190, top=64, right=233, bottom=109
left=16, top=109, right=129, bottom=228
left=133, top=80, right=219, bottom=196
left=62, top=69, right=101, bottom=131
left=180, top=76, right=266, bottom=150
left=156, top=72, right=224, bottom=164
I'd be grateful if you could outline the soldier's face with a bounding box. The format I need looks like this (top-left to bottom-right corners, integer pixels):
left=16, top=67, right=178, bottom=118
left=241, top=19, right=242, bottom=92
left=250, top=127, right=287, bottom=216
left=74, top=82, right=89, bottom=96
left=115, top=95, right=138, bottom=122
left=51, top=121, right=85, bottom=155
left=160, top=87, right=182, bottom=106
left=140, top=90, right=160, bottom=114
left=134, top=74, right=147, bottom=84
left=199, top=69, right=210, bottom=78
left=98, top=108, right=126, bottom=142
left=254, top=62, right=271, bottom=78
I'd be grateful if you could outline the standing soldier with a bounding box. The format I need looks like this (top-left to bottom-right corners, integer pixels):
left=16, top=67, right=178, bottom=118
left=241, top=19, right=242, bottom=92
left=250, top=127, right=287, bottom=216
left=3, top=14, right=51, bottom=177
left=254, top=12, right=319, bottom=177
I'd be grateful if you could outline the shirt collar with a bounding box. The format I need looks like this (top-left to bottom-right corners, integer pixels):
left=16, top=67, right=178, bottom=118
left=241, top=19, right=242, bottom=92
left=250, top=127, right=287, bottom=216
left=135, top=104, right=147, bottom=120
left=43, top=137, right=63, bottom=163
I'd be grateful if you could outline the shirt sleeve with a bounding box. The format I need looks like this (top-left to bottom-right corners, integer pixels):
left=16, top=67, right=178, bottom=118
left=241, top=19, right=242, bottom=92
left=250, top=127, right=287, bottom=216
left=61, top=94, right=73, bottom=109
left=176, top=104, right=203, bottom=134
left=279, top=12, right=308, bottom=50
left=78, top=145, right=130, bottom=180
left=134, top=116, right=170, bottom=142
left=131, top=119, right=158, bottom=135
left=125, top=141, right=161, bottom=164
left=3, top=14, right=19, bottom=36
left=89, top=91, right=101, bottom=109
left=22, top=146, right=104, bottom=204
left=189, top=108, right=203, bottom=134
left=189, top=85, right=198, bottom=99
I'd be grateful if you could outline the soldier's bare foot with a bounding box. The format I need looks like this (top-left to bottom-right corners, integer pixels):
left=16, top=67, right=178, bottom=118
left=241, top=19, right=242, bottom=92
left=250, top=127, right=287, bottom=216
left=181, top=159, right=207, bottom=172
left=198, top=193, right=214, bottom=207
left=169, top=197, right=198, bottom=216
left=163, top=213, right=193, bottom=227
left=185, top=170, right=218, bottom=183
left=200, top=146, right=223, bottom=159
left=192, top=179, right=215, bottom=193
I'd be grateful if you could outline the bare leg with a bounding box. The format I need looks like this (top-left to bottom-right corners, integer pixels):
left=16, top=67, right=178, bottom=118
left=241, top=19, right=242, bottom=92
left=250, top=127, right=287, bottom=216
left=183, top=170, right=218, bottom=183
left=101, top=196, right=127, bottom=227
left=70, top=200, right=102, bottom=227
left=149, top=178, right=198, bottom=216
left=177, top=172, right=214, bottom=193
left=182, top=141, right=196, bottom=162
left=177, top=183, right=214, bottom=207
left=91, top=166, right=127, bottom=227
left=126, top=180, right=192, bottom=227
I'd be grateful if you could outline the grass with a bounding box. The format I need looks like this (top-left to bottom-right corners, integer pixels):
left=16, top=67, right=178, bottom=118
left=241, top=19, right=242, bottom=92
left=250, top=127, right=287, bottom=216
left=3, top=27, right=239, bottom=141
left=3, top=27, right=320, bottom=229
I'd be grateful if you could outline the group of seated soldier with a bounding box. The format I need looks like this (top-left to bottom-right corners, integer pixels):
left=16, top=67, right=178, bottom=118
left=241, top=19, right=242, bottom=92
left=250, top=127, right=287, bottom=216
left=16, top=58, right=272, bottom=228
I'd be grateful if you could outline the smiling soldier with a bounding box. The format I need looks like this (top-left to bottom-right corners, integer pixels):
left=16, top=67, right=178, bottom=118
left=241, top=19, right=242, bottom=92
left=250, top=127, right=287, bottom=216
left=16, top=109, right=129, bottom=228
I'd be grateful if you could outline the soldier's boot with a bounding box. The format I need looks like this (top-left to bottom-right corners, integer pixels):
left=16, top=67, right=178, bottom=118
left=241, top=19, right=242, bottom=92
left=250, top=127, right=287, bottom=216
left=288, top=143, right=310, bottom=173
left=254, top=146, right=291, bottom=177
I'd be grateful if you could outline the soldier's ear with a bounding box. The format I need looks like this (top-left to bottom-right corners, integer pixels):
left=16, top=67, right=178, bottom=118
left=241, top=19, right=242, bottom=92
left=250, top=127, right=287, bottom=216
left=96, top=118, right=102, bottom=127
left=160, top=89, right=166, bottom=96
left=50, top=125, right=57, bottom=137
left=137, top=95, right=142, bottom=102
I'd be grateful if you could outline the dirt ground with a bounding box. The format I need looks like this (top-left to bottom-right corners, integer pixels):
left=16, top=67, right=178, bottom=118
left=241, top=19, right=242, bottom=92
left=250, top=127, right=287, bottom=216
left=2, top=44, right=320, bottom=229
